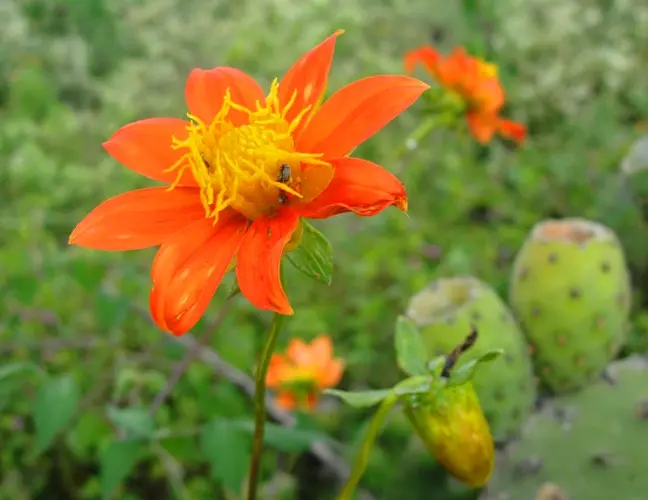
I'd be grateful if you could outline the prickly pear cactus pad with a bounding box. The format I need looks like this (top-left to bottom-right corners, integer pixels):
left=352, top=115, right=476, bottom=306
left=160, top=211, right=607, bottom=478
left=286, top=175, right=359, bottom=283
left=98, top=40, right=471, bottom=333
left=509, top=218, right=632, bottom=393
left=481, top=356, right=648, bottom=500
left=405, top=276, right=536, bottom=443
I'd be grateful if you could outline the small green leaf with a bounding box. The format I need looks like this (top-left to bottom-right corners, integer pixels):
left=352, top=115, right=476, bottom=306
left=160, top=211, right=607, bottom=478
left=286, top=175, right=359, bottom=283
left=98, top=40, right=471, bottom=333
left=33, top=374, right=81, bottom=454
left=426, top=355, right=447, bottom=374
left=107, top=406, right=154, bottom=439
left=100, top=439, right=146, bottom=500
left=447, top=349, right=505, bottom=387
left=232, top=420, right=327, bottom=452
left=324, top=388, right=392, bottom=408
left=0, top=361, right=40, bottom=381
left=393, top=375, right=434, bottom=396
left=286, top=221, right=333, bottom=285
left=201, top=419, right=250, bottom=495
left=395, top=316, right=427, bottom=376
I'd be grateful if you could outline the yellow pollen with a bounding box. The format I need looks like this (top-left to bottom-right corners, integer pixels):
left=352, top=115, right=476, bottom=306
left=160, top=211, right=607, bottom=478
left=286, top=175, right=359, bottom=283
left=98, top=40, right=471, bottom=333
left=476, top=59, right=498, bottom=78
left=166, top=78, right=329, bottom=221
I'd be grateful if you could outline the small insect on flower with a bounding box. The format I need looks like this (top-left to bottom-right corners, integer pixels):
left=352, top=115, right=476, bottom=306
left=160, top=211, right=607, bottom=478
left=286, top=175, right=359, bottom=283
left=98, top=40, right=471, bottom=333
left=277, top=163, right=291, bottom=205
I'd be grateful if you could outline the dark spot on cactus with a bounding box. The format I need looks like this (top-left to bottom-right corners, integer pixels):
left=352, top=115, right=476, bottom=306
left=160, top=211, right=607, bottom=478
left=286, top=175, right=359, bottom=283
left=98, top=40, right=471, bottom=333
left=500, top=311, right=510, bottom=323
left=616, top=292, right=627, bottom=308
left=590, top=452, right=615, bottom=468
left=636, top=400, right=648, bottom=420
left=542, top=366, right=551, bottom=376
left=519, top=380, right=528, bottom=392
left=528, top=344, right=535, bottom=355
left=601, top=261, right=611, bottom=273
left=471, top=311, right=482, bottom=321
left=574, top=355, right=586, bottom=368
left=504, top=353, right=514, bottom=364
left=594, top=315, right=606, bottom=329
left=518, top=267, right=529, bottom=281
left=556, top=334, right=567, bottom=345
left=569, top=287, right=582, bottom=299
left=531, top=306, right=541, bottom=317
left=513, top=457, right=543, bottom=476
left=554, top=406, right=577, bottom=423
left=484, top=410, right=496, bottom=422
left=494, top=388, right=505, bottom=401
left=547, top=252, right=559, bottom=263
left=444, top=315, right=455, bottom=325
left=511, top=407, right=521, bottom=420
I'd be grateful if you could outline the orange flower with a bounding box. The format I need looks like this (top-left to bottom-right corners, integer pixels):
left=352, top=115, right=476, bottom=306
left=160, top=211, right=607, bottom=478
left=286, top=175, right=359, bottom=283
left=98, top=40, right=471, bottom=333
left=69, top=31, right=429, bottom=336
left=404, top=46, right=526, bottom=144
left=266, top=335, right=344, bottom=411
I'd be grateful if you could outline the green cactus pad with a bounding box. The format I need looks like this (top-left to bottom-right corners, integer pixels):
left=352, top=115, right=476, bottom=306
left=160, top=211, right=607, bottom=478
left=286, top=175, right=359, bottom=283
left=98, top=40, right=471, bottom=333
left=509, top=218, right=632, bottom=393
left=482, top=356, right=648, bottom=500
left=405, top=276, right=536, bottom=443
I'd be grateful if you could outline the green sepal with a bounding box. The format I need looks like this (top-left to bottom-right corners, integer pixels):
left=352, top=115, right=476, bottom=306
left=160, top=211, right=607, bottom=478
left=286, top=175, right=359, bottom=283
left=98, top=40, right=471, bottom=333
left=286, top=221, right=333, bottom=285
left=395, top=315, right=427, bottom=376
left=446, top=349, right=504, bottom=387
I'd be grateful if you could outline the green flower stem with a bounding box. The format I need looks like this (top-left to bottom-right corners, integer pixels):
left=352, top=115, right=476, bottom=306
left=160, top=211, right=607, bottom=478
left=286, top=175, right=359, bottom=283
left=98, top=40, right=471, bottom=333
left=337, top=393, right=399, bottom=500
left=246, top=312, right=287, bottom=500
left=395, top=113, right=458, bottom=158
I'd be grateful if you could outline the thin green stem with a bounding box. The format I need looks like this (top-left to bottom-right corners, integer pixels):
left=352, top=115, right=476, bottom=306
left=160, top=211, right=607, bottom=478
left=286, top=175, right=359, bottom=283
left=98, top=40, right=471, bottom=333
left=246, top=313, right=287, bottom=500
left=337, top=394, right=399, bottom=500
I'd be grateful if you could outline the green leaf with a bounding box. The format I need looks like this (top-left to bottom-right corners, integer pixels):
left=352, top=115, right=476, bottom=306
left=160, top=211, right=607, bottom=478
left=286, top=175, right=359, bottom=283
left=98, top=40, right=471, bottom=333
left=201, top=419, right=251, bottom=495
left=392, top=375, right=434, bottom=396
left=232, top=420, right=326, bottom=452
left=426, top=355, right=447, bottom=374
left=324, top=388, right=392, bottom=408
left=394, top=316, right=427, bottom=376
left=33, top=374, right=81, bottom=454
left=100, top=439, right=146, bottom=500
left=286, top=221, right=333, bottom=285
left=0, top=361, right=40, bottom=381
left=447, top=349, right=505, bottom=387
left=107, top=406, right=155, bottom=439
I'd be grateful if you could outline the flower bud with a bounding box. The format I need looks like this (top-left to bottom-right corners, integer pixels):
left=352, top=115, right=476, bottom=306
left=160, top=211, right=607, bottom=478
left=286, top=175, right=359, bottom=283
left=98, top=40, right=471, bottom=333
left=404, top=381, right=494, bottom=487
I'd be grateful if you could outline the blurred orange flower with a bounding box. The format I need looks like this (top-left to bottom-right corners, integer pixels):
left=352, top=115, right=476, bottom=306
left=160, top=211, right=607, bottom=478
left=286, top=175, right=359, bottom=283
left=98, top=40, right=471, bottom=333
left=69, top=31, right=429, bottom=336
left=404, top=46, right=526, bottom=144
left=266, top=335, right=344, bottom=411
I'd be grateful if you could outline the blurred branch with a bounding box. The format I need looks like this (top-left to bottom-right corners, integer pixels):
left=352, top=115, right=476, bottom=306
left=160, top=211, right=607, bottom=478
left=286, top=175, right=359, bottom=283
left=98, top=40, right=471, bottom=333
left=173, top=333, right=377, bottom=500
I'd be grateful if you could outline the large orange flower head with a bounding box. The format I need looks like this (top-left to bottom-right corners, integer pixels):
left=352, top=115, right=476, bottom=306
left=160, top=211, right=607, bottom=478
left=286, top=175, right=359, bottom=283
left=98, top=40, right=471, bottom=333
left=69, top=31, right=429, bottom=336
left=404, top=46, right=526, bottom=144
left=266, top=335, right=344, bottom=411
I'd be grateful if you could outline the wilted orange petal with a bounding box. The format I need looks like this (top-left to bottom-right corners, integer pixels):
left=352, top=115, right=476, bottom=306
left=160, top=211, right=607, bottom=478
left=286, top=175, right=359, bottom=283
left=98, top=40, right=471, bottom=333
left=276, top=392, right=297, bottom=410
left=298, top=157, right=407, bottom=219
left=466, top=112, right=497, bottom=144
left=69, top=187, right=204, bottom=250
left=185, top=67, right=265, bottom=126
left=103, top=118, right=197, bottom=186
left=278, top=30, right=344, bottom=135
left=404, top=46, right=441, bottom=75
left=149, top=211, right=248, bottom=335
left=296, top=75, right=429, bottom=159
left=236, top=209, right=300, bottom=315
left=318, top=358, right=344, bottom=388
left=497, top=118, right=527, bottom=144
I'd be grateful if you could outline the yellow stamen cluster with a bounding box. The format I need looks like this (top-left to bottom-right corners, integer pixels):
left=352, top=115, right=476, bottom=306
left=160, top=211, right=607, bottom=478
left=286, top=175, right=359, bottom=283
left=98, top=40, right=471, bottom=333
left=166, top=78, right=328, bottom=221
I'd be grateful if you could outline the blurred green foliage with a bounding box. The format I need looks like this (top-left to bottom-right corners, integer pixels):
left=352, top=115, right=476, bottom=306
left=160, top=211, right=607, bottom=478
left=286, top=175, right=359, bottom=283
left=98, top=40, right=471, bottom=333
left=1, top=0, right=647, bottom=498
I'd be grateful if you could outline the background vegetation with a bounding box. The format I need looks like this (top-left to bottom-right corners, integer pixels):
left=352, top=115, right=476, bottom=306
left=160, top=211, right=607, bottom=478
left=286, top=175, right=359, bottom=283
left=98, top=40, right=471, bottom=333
left=1, top=0, right=647, bottom=499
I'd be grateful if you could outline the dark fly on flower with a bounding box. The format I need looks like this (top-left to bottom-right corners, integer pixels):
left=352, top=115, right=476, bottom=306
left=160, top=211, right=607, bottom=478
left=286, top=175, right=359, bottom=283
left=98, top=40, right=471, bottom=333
left=277, top=163, right=291, bottom=205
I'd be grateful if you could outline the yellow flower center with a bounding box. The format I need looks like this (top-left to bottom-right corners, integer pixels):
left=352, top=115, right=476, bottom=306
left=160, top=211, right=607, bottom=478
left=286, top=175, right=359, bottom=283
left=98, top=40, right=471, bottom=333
left=476, top=59, right=498, bottom=78
left=166, top=79, right=328, bottom=221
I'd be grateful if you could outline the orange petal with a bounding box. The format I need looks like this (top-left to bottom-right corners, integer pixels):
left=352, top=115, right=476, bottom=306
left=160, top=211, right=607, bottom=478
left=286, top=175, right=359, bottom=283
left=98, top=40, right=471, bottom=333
left=149, top=210, right=248, bottom=335
left=69, top=187, right=204, bottom=250
left=317, top=358, right=345, bottom=388
left=298, top=163, right=335, bottom=205
left=296, top=75, right=429, bottom=159
left=276, top=391, right=297, bottom=410
left=266, top=354, right=287, bottom=387
left=497, top=118, right=527, bottom=144
left=185, top=67, right=265, bottom=126
left=287, top=338, right=314, bottom=366
left=278, top=30, right=344, bottom=135
left=311, top=336, right=333, bottom=366
left=404, top=45, right=441, bottom=75
left=103, top=118, right=196, bottom=186
left=297, top=157, right=407, bottom=219
left=466, top=112, right=497, bottom=144
left=235, top=210, right=300, bottom=315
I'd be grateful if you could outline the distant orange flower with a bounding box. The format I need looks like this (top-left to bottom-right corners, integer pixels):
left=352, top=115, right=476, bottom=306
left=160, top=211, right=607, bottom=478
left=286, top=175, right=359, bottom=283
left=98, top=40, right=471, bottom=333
left=69, top=31, right=429, bottom=336
left=266, top=335, right=344, bottom=411
left=404, top=46, right=526, bottom=144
